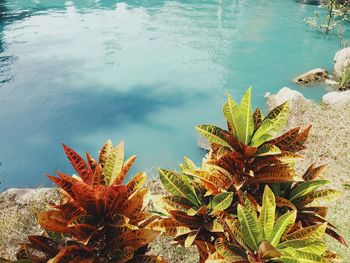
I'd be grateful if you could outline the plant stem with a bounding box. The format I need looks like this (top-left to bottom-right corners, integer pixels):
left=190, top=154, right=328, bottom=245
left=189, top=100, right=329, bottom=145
left=325, top=0, right=335, bottom=34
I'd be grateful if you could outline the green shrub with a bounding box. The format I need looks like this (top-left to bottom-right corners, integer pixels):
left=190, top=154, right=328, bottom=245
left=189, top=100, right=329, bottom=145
left=340, top=65, right=350, bottom=90
left=154, top=88, right=346, bottom=262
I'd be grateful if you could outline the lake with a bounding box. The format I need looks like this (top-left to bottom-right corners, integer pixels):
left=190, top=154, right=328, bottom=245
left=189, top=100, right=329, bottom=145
left=0, top=0, right=344, bottom=188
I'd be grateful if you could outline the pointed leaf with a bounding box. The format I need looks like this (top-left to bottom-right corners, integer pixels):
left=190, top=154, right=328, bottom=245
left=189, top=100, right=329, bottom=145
left=253, top=171, right=294, bottom=183
left=210, top=192, right=234, bottom=214
left=240, top=87, right=254, bottom=144
left=184, top=231, right=198, bottom=247
left=252, top=101, right=290, bottom=146
left=159, top=169, right=199, bottom=206
left=98, top=140, right=113, bottom=167
left=285, top=223, right=327, bottom=241
left=277, top=238, right=326, bottom=256
left=289, top=180, right=331, bottom=202
left=253, top=108, right=264, bottom=131
left=302, top=164, right=327, bottom=181
left=215, top=238, right=244, bottom=260
left=258, top=240, right=282, bottom=259
left=237, top=204, right=262, bottom=251
left=169, top=210, right=203, bottom=228
left=258, top=185, right=276, bottom=240
left=103, top=141, right=124, bottom=185
left=62, top=144, right=93, bottom=184
left=223, top=93, right=245, bottom=142
left=196, top=125, right=232, bottom=149
left=295, top=189, right=341, bottom=207
left=113, top=155, right=137, bottom=185
left=269, top=210, right=296, bottom=246
left=280, top=250, right=327, bottom=263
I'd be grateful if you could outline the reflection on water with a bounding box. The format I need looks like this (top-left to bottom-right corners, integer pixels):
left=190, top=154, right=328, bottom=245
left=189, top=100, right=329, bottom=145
left=0, top=0, right=346, bottom=189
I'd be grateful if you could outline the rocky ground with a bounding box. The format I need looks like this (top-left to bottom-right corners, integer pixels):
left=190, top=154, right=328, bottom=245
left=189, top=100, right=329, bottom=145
left=1, top=89, right=350, bottom=261
left=269, top=88, right=350, bottom=259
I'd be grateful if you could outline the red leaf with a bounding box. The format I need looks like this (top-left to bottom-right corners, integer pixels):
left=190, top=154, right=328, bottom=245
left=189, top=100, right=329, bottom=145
left=28, top=235, right=59, bottom=256
left=71, top=182, right=107, bottom=217
left=86, top=152, right=97, bottom=173
left=38, top=210, right=69, bottom=233
left=47, top=174, right=76, bottom=201
left=52, top=245, right=92, bottom=262
left=326, top=227, right=348, bottom=247
left=52, top=201, right=86, bottom=218
left=62, top=144, right=93, bottom=184
left=92, top=163, right=106, bottom=187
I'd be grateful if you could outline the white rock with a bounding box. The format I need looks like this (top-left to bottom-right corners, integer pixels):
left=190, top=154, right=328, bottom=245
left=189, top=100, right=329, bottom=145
left=293, top=68, right=328, bottom=84
left=325, top=78, right=338, bottom=86
left=271, top=87, right=309, bottom=107
left=334, top=47, right=350, bottom=79
left=322, top=90, right=350, bottom=107
left=197, top=136, right=210, bottom=151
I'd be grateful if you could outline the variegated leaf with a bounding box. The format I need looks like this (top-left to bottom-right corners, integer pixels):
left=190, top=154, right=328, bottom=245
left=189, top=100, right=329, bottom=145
left=269, top=210, right=296, bottom=246
left=258, top=185, right=275, bottom=240
left=237, top=204, right=262, bottom=251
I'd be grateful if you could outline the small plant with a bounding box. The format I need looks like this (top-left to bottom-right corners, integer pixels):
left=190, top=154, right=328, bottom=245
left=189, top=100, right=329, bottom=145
left=208, top=185, right=332, bottom=262
left=17, top=140, right=165, bottom=262
left=149, top=159, right=236, bottom=262
left=339, top=64, right=350, bottom=90
left=155, top=88, right=346, bottom=262
left=195, top=88, right=345, bottom=243
left=271, top=164, right=346, bottom=246
left=304, top=0, right=350, bottom=34
left=196, top=87, right=310, bottom=192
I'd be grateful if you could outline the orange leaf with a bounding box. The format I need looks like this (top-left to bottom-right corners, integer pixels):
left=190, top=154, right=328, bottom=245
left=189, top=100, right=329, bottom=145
left=62, top=144, right=93, bottom=184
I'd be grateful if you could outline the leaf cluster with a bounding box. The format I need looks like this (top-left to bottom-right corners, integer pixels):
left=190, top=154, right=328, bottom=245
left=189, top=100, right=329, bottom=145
left=15, top=141, right=164, bottom=263
left=155, top=88, right=346, bottom=262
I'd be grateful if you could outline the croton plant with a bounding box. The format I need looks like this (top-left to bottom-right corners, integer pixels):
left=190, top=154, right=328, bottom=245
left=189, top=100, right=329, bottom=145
left=151, top=88, right=346, bottom=262
left=16, top=141, right=165, bottom=263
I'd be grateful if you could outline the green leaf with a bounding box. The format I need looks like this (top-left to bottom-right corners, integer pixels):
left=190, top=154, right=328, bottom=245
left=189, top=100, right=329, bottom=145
left=183, top=157, right=197, bottom=171
left=103, top=141, right=124, bottom=185
left=159, top=169, right=199, bottom=206
left=251, top=101, right=290, bottom=146
left=195, top=125, right=232, bottom=149
left=289, top=180, right=331, bottom=202
left=223, top=93, right=245, bottom=142
left=258, top=185, right=276, bottom=240
left=237, top=204, right=262, bottom=251
left=277, top=238, right=326, bottom=256
left=251, top=134, right=275, bottom=147
left=281, top=250, right=328, bottom=263
left=184, top=231, right=198, bottom=247
left=269, top=210, right=296, bottom=246
left=278, top=256, right=299, bottom=263
left=210, top=192, right=233, bottom=214
left=240, top=87, right=254, bottom=144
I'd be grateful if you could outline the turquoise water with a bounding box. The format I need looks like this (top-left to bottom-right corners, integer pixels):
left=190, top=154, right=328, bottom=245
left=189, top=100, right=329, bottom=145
left=0, top=0, right=345, bottom=188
